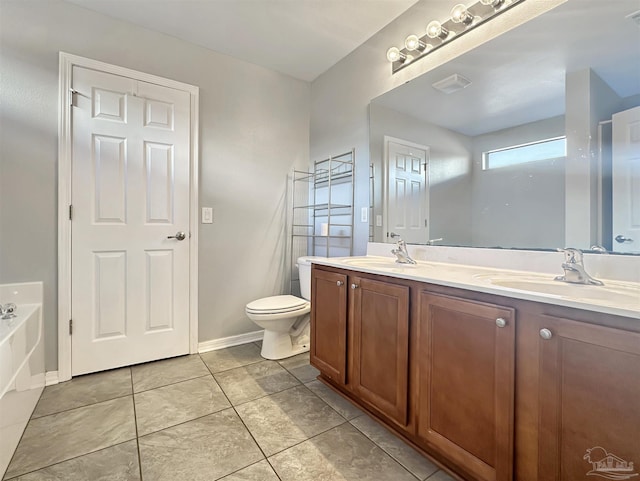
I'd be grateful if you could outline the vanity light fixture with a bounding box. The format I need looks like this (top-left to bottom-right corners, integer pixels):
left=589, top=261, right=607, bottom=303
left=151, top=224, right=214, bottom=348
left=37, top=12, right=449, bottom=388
left=480, top=0, right=505, bottom=7
left=405, top=34, right=429, bottom=52
left=386, top=46, right=407, bottom=63
left=426, top=20, right=449, bottom=40
left=451, top=4, right=475, bottom=24
left=386, top=0, right=526, bottom=74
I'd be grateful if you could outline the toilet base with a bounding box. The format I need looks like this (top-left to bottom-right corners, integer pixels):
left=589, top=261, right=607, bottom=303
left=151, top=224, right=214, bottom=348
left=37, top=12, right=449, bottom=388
left=260, top=326, right=310, bottom=360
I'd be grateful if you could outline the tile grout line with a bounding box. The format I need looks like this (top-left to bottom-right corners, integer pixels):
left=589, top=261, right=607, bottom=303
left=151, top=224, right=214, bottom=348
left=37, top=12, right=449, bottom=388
left=214, top=459, right=277, bottom=481
left=132, top=371, right=212, bottom=394
left=302, top=379, right=362, bottom=423
left=348, top=418, right=423, bottom=481
left=265, top=418, right=351, bottom=459
left=349, top=414, right=443, bottom=481
left=130, top=367, right=145, bottom=481
left=2, top=439, right=138, bottom=481
left=135, top=406, right=234, bottom=438
left=231, top=380, right=353, bottom=460
left=300, top=378, right=427, bottom=480
left=208, top=355, right=304, bottom=407
left=202, top=357, right=265, bottom=375
left=198, top=353, right=284, bottom=481
left=30, top=391, right=134, bottom=420
left=2, top=387, right=47, bottom=480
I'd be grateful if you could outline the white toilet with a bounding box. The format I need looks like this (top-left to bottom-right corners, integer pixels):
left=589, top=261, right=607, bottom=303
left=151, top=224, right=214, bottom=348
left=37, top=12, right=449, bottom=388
left=245, top=256, right=321, bottom=360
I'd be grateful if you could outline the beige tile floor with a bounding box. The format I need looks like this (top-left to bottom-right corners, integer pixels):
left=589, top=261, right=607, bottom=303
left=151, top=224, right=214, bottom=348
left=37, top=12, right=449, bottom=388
left=3, top=342, right=456, bottom=481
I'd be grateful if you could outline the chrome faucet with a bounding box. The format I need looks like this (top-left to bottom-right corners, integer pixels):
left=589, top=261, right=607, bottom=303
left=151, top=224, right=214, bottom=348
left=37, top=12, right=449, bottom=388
left=0, top=303, right=17, bottom=319
left=554, top=248, right=604, bottom=286
left=391, top=239, right=417, bottom=264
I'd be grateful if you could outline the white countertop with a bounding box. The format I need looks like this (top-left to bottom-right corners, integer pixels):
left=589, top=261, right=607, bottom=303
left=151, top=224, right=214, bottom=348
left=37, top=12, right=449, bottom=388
left=312, top=256, right=640, bottom=320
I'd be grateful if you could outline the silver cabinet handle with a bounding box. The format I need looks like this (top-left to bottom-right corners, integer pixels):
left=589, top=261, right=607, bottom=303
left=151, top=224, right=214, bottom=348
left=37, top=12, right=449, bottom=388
left=496, top=318, right=507, bottom=328
left=615, top=235, right=633, bottom=244
left=351, top=283, right=359, bottom=289
left=336, top=281, right=344, bottom=287
left=539, top=328, right=553, bottom=340
left=167, top=231, right=186, bottom=241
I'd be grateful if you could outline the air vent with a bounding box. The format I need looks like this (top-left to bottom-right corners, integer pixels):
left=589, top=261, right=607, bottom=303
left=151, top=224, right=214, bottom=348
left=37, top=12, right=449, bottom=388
left=626, top=9, right=640, bottom=27
left=432, top=74, right=472, bottom=94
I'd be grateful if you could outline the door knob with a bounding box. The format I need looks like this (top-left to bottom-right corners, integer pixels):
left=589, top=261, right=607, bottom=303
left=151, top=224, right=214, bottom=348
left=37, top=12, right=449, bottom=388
left=495, top=318, right=507, bottom=328
left=615, top=235, right=633, bottom=244
left=167, top=231, right=186, bottom=241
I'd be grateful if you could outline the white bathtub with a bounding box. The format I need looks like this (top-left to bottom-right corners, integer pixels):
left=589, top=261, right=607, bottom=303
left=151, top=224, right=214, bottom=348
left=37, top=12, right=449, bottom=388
left=0, top=282, right=44, bottom=478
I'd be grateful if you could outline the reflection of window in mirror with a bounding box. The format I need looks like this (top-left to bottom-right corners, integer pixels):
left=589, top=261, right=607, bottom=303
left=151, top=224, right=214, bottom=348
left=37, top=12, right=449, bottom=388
left=483, top=136, right=566, bottom=170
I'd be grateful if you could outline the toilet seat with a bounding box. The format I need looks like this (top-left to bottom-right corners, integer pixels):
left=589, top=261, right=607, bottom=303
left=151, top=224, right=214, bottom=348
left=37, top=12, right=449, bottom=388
left=246, top=295, right=309, bottom=315
left=245, top=257, right=321, bottom=360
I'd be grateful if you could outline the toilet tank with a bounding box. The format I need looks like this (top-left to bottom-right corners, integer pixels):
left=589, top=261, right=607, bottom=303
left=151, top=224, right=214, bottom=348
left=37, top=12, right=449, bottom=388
left=296, top=256, right=326, bottom=301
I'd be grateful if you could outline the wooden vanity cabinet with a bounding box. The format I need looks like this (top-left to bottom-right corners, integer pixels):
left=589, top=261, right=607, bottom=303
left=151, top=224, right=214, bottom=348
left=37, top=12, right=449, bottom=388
left=311, top=264, right=640, bottom=481
left=310, top=268, right=348, bottom=384
left=524, top=313, right=640, bottom=481
left=310, top=268, right=411, bottom=426
left=350, top=276, right=410, bottom=427
left=415, top=292, right=515, bottom=481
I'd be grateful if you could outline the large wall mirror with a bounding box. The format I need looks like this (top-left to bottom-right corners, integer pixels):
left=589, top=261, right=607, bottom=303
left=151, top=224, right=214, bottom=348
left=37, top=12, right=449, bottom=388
left=369, top=0, right=640, bottom=254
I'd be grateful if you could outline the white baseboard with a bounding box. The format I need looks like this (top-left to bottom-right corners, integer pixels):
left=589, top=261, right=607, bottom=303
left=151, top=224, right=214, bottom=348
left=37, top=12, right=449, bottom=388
left=45, top=371, right=59, bottom=386
left=198, top=330, right=264, bottom=354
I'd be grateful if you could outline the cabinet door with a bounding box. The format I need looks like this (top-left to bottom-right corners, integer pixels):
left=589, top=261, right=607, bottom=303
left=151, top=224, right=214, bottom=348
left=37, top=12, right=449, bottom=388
left=310, top=269, right=348, bottom=384
left=538, top=316, right=640, bottom=481
left=351, top=276, right=410, bottom=426
left=416, top=292, right=515, bottom=481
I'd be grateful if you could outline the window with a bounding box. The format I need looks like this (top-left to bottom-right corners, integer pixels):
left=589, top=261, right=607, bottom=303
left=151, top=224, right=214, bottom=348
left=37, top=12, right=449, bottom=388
left=482, top=136, right=566, bottom=170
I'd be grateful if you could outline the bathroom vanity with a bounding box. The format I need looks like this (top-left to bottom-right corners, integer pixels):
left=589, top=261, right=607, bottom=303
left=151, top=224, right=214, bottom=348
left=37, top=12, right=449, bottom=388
left=309, top=257, right=640, bottom=481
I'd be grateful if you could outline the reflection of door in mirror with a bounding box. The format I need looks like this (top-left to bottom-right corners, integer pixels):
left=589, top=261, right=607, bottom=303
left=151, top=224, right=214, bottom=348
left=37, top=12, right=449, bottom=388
left=384, top=137, right=429, bottom=244
left=612, top=106, right=640, bottom=253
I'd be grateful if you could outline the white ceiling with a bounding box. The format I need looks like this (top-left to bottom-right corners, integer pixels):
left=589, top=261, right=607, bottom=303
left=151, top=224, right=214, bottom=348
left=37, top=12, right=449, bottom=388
left=64, top=0, right=420, bottom=81
left=373, top=0, right=640, bottom=136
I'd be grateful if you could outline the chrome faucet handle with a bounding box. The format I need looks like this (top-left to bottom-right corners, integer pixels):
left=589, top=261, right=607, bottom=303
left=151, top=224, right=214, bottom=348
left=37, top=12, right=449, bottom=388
left=555, top=248, right=604, bottom=286
left=0, top=302, right=17, bottom=319
left=391, top=238, right=417, bottom=264
left=557, top=247, right=583, bottom=264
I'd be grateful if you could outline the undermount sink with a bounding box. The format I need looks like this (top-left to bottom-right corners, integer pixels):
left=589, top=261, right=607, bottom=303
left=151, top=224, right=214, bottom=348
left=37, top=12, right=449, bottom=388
left=340, top=256, right=421, bottom=269
left=476, top=274, right=640, bottom=305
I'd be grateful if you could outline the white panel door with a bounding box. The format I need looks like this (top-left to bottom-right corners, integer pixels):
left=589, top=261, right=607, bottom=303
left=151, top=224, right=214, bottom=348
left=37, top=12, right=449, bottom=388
left=612, top=106, right=640, bottom=254
left=71, top=66, right=191, bottom=375
left=386, top=140, right=429, bottom=244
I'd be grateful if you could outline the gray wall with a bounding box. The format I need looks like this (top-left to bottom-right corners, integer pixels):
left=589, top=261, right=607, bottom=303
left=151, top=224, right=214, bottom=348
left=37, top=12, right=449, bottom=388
left=368, top=106, right=567, bottom=249
left=471, top=116, right=566, bottom=248
left=0, top=0, right=310, bottom=371
left=564, top=69, right=621, bottom=249
left=369, top=104, right=473, bottom=246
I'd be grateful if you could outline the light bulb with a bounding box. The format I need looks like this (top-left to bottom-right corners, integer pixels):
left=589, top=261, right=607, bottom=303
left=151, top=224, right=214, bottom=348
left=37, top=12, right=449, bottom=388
left=451, top=4, right=474, bottom=24
left=386, top=47, right=406, bottom=63
left=480, top=0, right=504, bottom=7
left=426, top=20, right=449, bottom=40
left=405, top=34, right=426, bottom=52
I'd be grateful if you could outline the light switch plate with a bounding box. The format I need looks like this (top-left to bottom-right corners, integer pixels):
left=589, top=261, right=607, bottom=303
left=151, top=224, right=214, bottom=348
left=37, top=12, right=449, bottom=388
left=202, top=207, right=213, bottom=224
left=361, top=207, right=368, bottom=223
left=376, top=215, right=383, bottom=227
